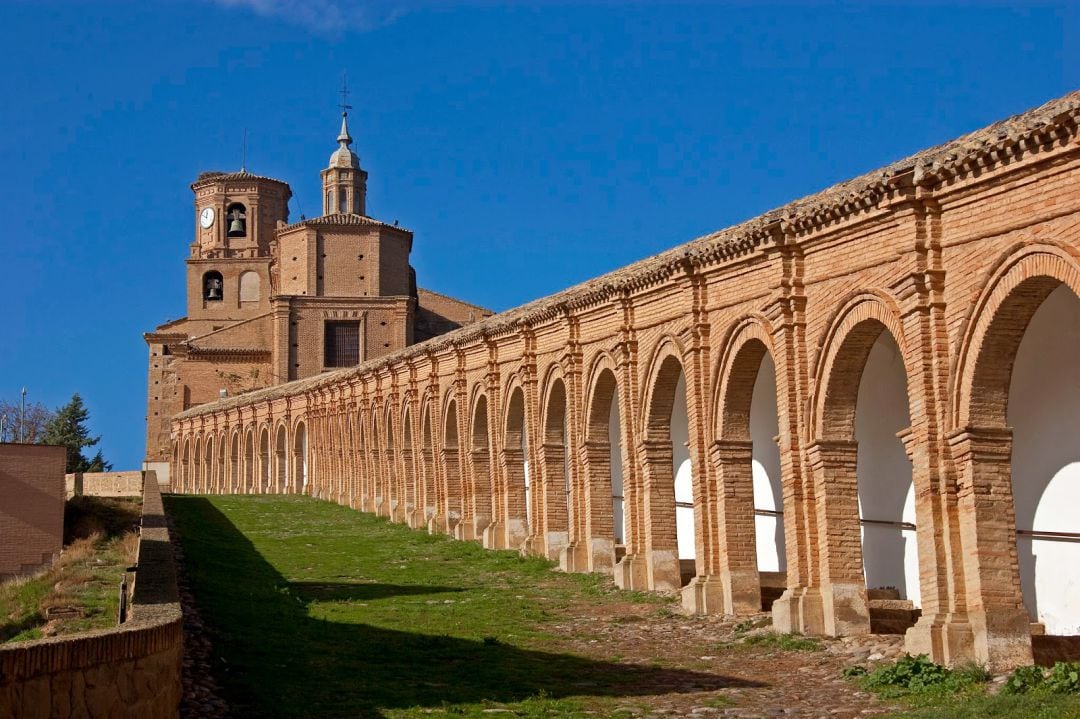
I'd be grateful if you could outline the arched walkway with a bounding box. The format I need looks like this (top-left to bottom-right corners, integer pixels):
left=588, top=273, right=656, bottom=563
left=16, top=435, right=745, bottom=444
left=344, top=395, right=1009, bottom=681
left=539, top=378, right=570, bottom=560
left=810, top=304, right=920, bottom=637
left=639, top=351, right=699, bottom=593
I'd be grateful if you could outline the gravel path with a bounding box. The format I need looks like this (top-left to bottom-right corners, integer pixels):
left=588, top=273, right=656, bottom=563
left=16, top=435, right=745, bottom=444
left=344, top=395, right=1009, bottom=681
left=170, top=518, right=231, bottom=719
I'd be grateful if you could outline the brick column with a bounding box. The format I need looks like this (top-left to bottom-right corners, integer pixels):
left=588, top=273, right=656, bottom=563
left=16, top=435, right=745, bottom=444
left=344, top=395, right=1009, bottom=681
left=638, top=438, right=681, bottom=592
left=464, top=447, right=492, bottom=541
left=684, top=439, right=762, bottom=615
left=566, top=440, right=616, bottom=573
left=495, top=447, right=529, bottom=550
left=808, top=439, right=871, bottom=636
left=949, top=427, right=1033, bottom=671
left=538, top=441, right=569, bottom=560
left=441, top=446, right=462, bottom=534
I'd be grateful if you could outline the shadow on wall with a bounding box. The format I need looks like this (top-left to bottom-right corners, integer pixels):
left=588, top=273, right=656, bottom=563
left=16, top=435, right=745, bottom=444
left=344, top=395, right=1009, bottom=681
left=166, top=496, right=761, bottom=719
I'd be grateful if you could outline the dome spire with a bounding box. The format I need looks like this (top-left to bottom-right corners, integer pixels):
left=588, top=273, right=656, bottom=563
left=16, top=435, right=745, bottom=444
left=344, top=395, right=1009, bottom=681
left=327, top=73, right=360, bottom=170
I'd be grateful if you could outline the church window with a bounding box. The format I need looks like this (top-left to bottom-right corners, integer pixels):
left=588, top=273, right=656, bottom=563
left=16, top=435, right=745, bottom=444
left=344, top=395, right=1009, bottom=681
left=203, top=271, right=224, bottom=302
left=226, top=203, right=247, bottom=237
left=326, top=191, right=333, bottom=211
left=339, top=190, right=348, bottom=214
left=324, top=321, right=360, bottom=368
left=353, top=192, right=361, bottom=214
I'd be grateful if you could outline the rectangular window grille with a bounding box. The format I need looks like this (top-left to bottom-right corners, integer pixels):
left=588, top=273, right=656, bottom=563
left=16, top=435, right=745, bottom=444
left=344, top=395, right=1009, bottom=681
left=324, top=321, right=360, bottom=368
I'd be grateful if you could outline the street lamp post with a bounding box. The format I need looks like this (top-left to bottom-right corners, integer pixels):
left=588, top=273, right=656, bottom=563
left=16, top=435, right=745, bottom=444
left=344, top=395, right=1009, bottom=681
left=19, top=387, right=26, bottom=443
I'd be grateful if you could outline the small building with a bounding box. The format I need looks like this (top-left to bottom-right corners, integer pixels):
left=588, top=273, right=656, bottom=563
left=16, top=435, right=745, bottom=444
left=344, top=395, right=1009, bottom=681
left=0, top=443, right=66, bottom=580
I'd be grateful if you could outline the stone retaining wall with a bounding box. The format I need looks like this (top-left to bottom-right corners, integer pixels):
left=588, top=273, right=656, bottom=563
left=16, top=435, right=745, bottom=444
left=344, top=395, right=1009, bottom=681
left=66, top=471, right=145, bottom=499
left=0, top=471, right=182, bottom=718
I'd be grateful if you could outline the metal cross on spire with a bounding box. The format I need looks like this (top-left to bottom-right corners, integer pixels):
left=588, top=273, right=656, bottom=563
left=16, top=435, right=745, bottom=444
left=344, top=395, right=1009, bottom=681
left=339, top=72, right=352, bottom=116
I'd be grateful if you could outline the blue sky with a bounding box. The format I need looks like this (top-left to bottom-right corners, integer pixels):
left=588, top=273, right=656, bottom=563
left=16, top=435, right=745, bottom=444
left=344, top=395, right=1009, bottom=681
left=1, top=1, right=1076, bottom=469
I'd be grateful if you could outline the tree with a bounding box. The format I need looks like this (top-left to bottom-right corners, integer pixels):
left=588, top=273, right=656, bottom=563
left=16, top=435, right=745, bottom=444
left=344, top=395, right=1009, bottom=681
left=0, top=398, right=55, bottom=443
left=39, top=394, right=112, bottom=473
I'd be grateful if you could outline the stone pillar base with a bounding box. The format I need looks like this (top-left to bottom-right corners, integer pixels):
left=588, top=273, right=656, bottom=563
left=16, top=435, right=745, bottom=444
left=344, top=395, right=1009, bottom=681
left=905, top=613, right=976, bottom=667
left=969, top=608, right=1034, bottom=672
left=646, top=549, right=681, bottom=593
left=482, top=521, right=506, bottom=549
left=505, top=519, right=529, bottom=551
left=772, top=587, right=825, bottom=635
left=544, top=531, right=569, bottom=561
left=614, top=553, right=651, bottom=591
left=521, top=534, right=546, bottom=557
left=558, top=541, right=590, bottom=573
left=407, top=509, right=427, bottom=529
left=682, top=571, right=761, bottom=615
left=822, top=582, right=870, bottom=637
left=681, top=575, right=727, bottom=615
left=587, top=537, right=616, bottom=575
left=427, top=513, right=451, bottom=536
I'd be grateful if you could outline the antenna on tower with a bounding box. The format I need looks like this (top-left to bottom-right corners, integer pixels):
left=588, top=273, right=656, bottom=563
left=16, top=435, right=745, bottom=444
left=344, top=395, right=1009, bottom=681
left=241, top=128, right=248, bottom=172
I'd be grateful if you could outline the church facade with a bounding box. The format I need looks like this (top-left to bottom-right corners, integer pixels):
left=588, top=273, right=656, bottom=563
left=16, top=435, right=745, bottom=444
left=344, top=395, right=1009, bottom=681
left=144, top=112, right=491, bottom=478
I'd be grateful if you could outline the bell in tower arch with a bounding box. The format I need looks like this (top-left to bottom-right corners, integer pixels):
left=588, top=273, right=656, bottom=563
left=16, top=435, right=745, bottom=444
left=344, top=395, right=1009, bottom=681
left=226, top=203, right=247, bottom=237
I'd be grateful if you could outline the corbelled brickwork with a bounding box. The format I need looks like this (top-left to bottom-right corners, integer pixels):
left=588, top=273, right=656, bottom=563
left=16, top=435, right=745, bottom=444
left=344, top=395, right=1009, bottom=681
left=171, top=91, right=1080, bottom=672
left=0, top=443, right=65, bottom=580
left=0, top=472, right=182, bottom=718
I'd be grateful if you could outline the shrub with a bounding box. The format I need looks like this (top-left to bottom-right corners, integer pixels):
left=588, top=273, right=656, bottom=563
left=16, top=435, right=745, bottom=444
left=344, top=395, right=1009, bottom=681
left=864, top=654, right=951, bottom=695
left=1001, top=665, right=1045, bottom=695
left=1045, top=662, right=1080, bottom=695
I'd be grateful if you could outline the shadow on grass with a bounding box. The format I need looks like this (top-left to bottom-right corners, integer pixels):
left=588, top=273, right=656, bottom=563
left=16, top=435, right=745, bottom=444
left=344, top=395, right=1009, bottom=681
left=167, top=496, right=763, bottom=718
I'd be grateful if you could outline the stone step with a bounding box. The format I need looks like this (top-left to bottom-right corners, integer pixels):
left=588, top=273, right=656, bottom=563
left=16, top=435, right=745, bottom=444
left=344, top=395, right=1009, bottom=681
left=867, top=587, right=902, bottom=601
left=868, top=596, right=920, bottom=635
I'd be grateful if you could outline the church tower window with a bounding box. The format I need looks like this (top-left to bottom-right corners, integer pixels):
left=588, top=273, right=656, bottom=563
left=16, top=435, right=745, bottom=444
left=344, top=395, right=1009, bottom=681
left=339, top=190, right=348, bottom=214
left=203, top=270, right=224, bottom=302
left=226, top=203, right=247, bottom=237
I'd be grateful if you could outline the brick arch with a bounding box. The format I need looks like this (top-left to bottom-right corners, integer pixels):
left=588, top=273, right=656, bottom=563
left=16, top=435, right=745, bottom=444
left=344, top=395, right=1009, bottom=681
left=580, top=351, right=623, bottom=571
left=712, top=315, right=777, bottom=441
left=953, top=243, right=1080, bottom=429
left=274, top=422, right=289, bottom=493
left=470, top=390, right=490, bottom=450
left=810, top=292, right=910, bottom=442
left=418, top=393, right=438, bottom=527
left=640, top=337, right=688, bottom=440
left=501, top=375, right=528, bottom=451
left=464, top=389, right=493, bottom=539
left=292, top=420, right=308, bottom=492
left=400, top=400, right=417, bottom=524
left=501, top=378, right=530, bottom=546
left=216, top=430, right=227, bottom=493
left=180, top=437, right=191, bottom=492
left=228, top=429, right=241, bottom=492
left=440, top=388, right=464, bottom=531
left=583, top=352, right=619, bottom=443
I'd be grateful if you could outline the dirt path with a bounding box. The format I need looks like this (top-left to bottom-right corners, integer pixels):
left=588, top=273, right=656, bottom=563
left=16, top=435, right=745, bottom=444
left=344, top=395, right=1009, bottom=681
left=537, top=588, right=907, bottom=718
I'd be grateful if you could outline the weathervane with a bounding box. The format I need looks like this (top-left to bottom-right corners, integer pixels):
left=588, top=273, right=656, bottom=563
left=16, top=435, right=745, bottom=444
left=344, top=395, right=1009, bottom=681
left=339, top=72, right=352, bottom=116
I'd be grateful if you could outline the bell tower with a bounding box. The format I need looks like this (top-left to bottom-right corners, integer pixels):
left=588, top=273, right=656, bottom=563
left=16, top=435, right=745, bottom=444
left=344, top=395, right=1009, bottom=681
left=321, top=77, right=367, bottom=216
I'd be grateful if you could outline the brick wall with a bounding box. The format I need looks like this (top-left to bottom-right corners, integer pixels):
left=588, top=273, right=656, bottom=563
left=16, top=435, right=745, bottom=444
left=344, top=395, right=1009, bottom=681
left=0, top=443, right=65, bottom=579
left=0, top=472, right=182, bottom=718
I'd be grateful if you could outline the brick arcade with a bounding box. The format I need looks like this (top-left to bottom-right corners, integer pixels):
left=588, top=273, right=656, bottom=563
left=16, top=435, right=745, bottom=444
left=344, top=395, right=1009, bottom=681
left=165, top=91, right=1080, bottom=672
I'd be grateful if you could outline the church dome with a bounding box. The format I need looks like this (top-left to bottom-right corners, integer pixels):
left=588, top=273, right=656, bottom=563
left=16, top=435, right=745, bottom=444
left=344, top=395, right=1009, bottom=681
left=329, top=112, right=360, bottom=169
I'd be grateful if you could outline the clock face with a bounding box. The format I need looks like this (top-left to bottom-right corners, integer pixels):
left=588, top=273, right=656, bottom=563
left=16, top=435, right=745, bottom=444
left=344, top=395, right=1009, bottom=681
left=199, top=207, right=216, bottom=229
